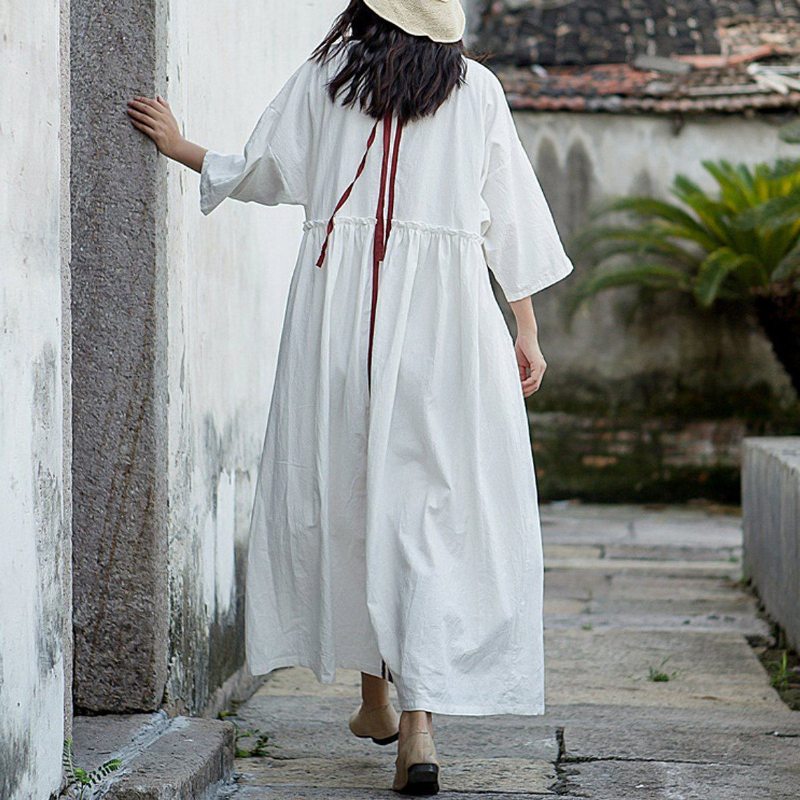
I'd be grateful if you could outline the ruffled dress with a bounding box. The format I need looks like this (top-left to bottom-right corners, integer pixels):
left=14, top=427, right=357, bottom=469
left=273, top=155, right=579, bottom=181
left=199, top=47, right=574, bottom=715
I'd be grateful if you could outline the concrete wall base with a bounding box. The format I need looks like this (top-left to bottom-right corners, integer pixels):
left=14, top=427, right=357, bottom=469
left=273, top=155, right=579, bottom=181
left=742, top=437, right=800, bottom=651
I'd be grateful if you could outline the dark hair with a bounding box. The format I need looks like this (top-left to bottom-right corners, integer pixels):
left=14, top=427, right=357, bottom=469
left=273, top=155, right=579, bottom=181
left=311, top=0, right=468, bottom=123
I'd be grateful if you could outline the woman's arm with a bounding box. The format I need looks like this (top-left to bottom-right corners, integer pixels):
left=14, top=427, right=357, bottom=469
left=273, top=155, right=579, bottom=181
left=509, top=296, right=547, bottom=398
left=127, top=96, right=207, bottom=172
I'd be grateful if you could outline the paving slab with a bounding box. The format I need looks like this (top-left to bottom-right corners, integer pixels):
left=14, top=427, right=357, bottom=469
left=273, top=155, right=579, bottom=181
left=544, top=571, right=767, bottom=634
left=548, top=703, right=800, bottom=765
left=236, top=755, right=556, bottom=794
left=254, top=666, right=368, bottom=698
left=559, top=758, right=800, bottom=800
left=233, top=693, right=559, bottom=761
left=544, top=556, right=740, bottom=578
left=603, top=543, right=741, bottom=562
left=228, top=788, right=543, bottom=799
left=542, top=543, right=604, bottom=560
left=540, top=503, right=742, bottom=548
left=544, top=629, right=783, bottom=710
left=545, top=571, right=741, bottom=604
left=545, top=609, right=768, bottom=635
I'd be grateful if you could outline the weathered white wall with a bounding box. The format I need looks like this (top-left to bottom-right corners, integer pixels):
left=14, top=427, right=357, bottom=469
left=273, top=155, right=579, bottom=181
left=513, top=110, right=799, bottom=402
left=0, top=0, right=71, bottom=797
left=498, top=109, right=800, bottom=501
left=163, top=1, right=346, bottom=713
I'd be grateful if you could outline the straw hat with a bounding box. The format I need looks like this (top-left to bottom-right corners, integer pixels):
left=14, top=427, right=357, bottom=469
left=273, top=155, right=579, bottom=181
left=362, top=0, right=466, bottom=43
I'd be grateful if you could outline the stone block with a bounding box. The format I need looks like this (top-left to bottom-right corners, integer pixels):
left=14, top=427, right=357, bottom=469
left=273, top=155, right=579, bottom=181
left=71, top=712, right=169, bottom=772
left=742, top=437, right=800, bottom=651
left=107, top=718, right=235, bottom=800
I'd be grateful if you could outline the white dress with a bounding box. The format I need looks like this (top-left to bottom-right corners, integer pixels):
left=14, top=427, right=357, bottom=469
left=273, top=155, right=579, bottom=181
left=199, top=46, right=574, bottom=716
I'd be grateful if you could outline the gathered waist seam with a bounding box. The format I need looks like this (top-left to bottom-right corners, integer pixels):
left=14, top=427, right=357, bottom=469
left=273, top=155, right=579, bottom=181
left=302, top=215, right=483, bottom=243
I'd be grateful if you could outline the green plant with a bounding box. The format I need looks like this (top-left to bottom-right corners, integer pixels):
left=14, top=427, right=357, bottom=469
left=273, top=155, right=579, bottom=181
left=231, top=723, right=270, bottom=758
left=62, top=738, right=121, bottom=799
left=568, top=159, right=800, bottom=393
left=770, top=650, right=791, bottom=691
left=647, top=656, right=678, bottom=682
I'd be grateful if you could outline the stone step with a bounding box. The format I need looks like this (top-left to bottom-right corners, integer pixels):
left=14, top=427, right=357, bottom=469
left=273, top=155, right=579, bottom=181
left=70, top=712, right=234, bottom=799
left=544, top=556, right=740, bottom=578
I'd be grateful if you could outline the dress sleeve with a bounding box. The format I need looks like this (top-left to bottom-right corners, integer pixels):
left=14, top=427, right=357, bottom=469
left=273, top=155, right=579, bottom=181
left=479, top=72, right=574, bottom=302
left=199, top=59, right=315, bottom=215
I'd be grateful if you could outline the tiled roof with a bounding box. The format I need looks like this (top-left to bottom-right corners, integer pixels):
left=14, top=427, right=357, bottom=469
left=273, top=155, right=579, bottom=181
left=475, top=2, right=800, bottom=113
left=475, top=0, right=800, bottom=66
left=497, top=57, right=800, bottom=113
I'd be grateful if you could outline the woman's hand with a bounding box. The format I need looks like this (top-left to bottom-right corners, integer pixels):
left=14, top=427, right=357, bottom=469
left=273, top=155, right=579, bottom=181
left=508, top=295, right=546, bottom=398
left=126, top=95, right=208, bottom=173
left=515, top=329, right=547, bottom=398
left=127, top=95, right=183, bottom=158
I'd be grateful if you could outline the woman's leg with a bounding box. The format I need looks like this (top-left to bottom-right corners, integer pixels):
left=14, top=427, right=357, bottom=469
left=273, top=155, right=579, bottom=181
left=399, top=709, right=433, bottom=735
left=360, top=671, right=392, bottom=709
left=394, top=709, right=439, bottom=793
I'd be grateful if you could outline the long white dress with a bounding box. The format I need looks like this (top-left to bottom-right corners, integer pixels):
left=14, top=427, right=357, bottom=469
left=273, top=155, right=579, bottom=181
left=199, top=45, right=574, bottom=716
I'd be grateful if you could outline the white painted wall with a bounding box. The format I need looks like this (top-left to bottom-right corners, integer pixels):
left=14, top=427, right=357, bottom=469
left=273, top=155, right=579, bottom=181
left=163, top=1, right=346, bottom=710
left=515, top=111, right=800, bottom=228
left=0, top=0, right=71, bottom=797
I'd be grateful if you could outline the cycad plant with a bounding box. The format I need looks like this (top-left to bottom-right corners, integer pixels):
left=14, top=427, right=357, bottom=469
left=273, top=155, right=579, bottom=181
left=568, top=158, right=800, bottom=394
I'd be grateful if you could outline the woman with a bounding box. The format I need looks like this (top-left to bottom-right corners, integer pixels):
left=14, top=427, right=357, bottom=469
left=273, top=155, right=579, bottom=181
left=127, top=0, right=573, bottom=794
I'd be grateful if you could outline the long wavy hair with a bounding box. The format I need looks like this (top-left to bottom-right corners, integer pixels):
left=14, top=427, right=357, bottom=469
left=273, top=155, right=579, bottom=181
left=310, top=0, right=468, bottom=123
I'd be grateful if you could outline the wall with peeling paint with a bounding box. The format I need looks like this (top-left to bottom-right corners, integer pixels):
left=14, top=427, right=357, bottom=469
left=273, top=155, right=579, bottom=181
left=514, top=110, right=800, bottom=400
left=162, top=1, right=346, bottom=714
left=0, top=0, right=72, bottom=798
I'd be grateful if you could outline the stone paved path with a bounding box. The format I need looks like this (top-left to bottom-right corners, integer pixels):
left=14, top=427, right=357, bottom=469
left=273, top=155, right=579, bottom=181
left=224, top=504, right=800, bottom=799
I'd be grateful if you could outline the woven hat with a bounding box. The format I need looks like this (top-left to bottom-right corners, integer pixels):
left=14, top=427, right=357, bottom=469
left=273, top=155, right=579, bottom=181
left=362, top=0, right=466, bottom=43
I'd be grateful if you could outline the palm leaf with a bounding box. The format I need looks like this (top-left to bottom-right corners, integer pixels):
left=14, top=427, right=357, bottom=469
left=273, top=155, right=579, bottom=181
left=589, top=195, right=708, bottom=230
left=571, top=224, right=702, bottom=266
left=703, top=160, right=757, bottom=211
left=582, top=196, right=720, bottom=252
left=567, top=263, right=691, bottom=318
left=733, top=189, right=800, bottom=232
left=587, top=239, right=700, bottom=269
left=669, top=178, right=734, bottom=247
left=572, top=157, right=800, bottom=311
left=694, top=248, right=760, bottom=307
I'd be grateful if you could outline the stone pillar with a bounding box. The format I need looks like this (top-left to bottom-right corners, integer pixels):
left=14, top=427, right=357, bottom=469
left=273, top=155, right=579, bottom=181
left=71, top=0, right=170, bottom=712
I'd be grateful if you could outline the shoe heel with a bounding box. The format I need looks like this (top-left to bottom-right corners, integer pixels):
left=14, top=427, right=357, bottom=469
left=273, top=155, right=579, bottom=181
left=372, top=731, right=400, bottom=746
left=402, top=763, right=439, bottom=795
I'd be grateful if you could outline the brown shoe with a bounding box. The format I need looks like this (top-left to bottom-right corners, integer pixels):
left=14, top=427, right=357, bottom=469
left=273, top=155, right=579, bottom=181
left=392, top=730, right=440, bottom=795
left=348, top=702, right=400, bottom=745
